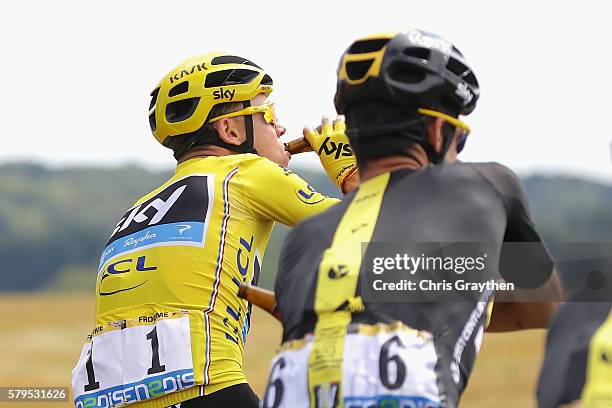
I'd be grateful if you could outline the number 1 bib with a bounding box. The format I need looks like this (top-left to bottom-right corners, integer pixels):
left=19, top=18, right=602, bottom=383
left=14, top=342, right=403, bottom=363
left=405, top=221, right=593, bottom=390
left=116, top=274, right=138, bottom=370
left=71, top=308, right=205, bottom=407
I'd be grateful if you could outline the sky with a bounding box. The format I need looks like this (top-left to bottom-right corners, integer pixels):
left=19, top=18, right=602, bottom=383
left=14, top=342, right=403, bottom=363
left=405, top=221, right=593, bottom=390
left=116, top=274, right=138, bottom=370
left=1, top=0, right=611, bottom=182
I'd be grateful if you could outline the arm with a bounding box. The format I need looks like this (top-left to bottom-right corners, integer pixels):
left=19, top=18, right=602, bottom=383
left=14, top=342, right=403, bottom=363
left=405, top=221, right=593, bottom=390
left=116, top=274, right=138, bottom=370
left=477, top=163, right=561, bottom=332
left=242, top=115, right=359, bottom=226
left=342, top=169, right=360, bottom=194
left=241, top=156, right=340, bottom=226
left=486, top=269, right=562, bottom=331
left=238, top=284, right=281, bottom=321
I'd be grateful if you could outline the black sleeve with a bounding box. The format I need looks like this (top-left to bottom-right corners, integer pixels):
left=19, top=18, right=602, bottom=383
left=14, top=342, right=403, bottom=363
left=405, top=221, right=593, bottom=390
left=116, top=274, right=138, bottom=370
left=472, top=162, right=554, bottom=288
left=274, top=222, right=319, bottom=342
left=471, top=162, right=538, bottom=240
left=274, top=226, right=301, bottom=324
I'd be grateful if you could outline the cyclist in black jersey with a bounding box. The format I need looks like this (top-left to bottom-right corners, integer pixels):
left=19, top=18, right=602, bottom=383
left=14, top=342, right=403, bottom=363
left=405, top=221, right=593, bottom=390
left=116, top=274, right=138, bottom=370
left=537, top=251, right=612, bottom=407
left=262, top=30, right=562, bottom=408
left=537, top=302, right=612, bottom=407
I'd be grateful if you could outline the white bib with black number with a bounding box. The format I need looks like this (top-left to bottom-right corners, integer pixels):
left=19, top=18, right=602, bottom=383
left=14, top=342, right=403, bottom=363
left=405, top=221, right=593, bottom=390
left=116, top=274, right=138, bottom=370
left=261, top=323, right=441, bottom=408
left=72, top=314, right=195, bottom=407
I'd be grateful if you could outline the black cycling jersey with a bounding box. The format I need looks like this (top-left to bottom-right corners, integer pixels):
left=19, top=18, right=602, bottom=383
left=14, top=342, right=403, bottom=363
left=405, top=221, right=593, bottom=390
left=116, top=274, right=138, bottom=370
left=537, top=302, right=612, bottom=407
left=274, top=161, right=553, bottom=406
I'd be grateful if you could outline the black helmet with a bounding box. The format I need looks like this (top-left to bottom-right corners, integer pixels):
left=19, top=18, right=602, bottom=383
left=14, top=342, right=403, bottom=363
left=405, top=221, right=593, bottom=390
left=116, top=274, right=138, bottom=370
left=335, top=30, right=480, bottom=120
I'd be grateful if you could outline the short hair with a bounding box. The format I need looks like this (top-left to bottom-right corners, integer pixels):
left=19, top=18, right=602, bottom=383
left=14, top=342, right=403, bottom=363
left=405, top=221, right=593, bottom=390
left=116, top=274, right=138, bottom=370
left=346, top=101, right=457, bottom=169
left=345, top=102, right=423, bottom=170
left=350, top=133, right=417, bottom=171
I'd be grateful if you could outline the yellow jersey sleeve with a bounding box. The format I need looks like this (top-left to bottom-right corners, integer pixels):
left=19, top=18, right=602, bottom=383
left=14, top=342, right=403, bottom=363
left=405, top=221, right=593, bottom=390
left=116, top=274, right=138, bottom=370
left=239, top=157, right=340, bottom=226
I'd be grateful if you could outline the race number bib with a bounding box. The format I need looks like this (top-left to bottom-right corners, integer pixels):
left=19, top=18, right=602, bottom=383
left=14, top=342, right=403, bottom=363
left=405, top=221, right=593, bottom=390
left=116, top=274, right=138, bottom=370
left=72, top=311, right=197, bottom=407
left=262, top=323, right=441, bottom=408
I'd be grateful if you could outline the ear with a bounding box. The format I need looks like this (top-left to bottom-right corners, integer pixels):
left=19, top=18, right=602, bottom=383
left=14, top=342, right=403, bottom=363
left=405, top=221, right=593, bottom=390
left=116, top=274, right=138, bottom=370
left=426, top=117, right=445, bottom=154
left=213, top=118, right=245, bottom=146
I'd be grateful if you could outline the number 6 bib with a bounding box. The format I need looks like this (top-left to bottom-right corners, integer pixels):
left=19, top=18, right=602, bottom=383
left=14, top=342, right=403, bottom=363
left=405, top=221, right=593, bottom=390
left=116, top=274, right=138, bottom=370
left=262, top=322, right=441, bottom=408
left=71, top=308, right=204, bottom=407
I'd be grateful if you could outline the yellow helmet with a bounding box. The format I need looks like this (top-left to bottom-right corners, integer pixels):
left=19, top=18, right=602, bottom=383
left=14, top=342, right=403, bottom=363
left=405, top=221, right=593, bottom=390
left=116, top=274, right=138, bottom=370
left=149, top=52, right=273, bottom=146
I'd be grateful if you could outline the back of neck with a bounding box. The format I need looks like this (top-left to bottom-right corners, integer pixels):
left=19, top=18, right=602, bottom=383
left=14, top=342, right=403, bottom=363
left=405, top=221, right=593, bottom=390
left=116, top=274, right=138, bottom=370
left=177, top=146, right=236, bottom=164
left=360, top=145, right=431, bottom=181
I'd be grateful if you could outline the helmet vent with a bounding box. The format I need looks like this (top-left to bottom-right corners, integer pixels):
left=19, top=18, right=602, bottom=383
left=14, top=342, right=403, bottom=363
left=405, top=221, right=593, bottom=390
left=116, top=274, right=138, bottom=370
left=166, top=97, right=200, bottom=123
left=346, top=60, right=374, bottom=81
left=446, top=57, right=469, bottom=77
left=447, top=57, right=478, bottom=86
left=260, top=74, right=273, bottom=86
left=168, top=81, right=189, bottom=97
left=348, top=39, right=390, bottom=54
left=204, top=69, right=260, bottom=88
left=388, top=60, right=426, bottom=84
left=149, top=87, right=160, bottom=110
left=403, top=47, right=430, bottom=61
left=211, top=55, right=262, bottom=69
left=463, top=71, right=478, bottom=87
left=149, top=112, right=156, bottom=132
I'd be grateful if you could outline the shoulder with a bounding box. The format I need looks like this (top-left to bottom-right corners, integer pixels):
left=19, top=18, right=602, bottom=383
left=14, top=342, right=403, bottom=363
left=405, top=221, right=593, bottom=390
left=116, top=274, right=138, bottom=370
left=184, top=154, right=288, bottom=177
left=468, top=161, right=521, bottom=183
left=466, top=161, right=521, bottom=187
left=234, top=154, right=302, bottom=186
left=463, top=161, right=526, bottom=200
left=236, top=154, right=291, bottom=174
left=229, top=154, right=295, bottom=189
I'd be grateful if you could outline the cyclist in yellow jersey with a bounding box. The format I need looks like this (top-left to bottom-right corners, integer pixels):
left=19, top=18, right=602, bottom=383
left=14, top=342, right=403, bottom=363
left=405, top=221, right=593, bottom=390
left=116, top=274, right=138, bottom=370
left=71, top=52, right=359, bottom=408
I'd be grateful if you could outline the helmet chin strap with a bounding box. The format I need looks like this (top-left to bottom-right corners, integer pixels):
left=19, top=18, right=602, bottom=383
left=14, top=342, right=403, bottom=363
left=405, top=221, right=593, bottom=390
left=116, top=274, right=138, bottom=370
left=240, top=100, right=258, bottom=155
left=211, top=99, right=258, bottom=154
left=422, top=123, right=455, bottom=165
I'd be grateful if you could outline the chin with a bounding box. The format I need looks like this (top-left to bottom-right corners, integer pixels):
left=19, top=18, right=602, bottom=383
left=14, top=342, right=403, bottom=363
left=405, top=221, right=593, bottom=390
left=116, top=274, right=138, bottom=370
left=261, top=150, right=290, bottom=167
left=274, top=153, right=290, bottom=167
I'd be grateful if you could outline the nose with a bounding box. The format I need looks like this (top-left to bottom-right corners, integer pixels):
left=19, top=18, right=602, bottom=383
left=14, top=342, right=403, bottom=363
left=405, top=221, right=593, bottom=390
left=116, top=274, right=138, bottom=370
left=275, top=124, right=286, bottom=138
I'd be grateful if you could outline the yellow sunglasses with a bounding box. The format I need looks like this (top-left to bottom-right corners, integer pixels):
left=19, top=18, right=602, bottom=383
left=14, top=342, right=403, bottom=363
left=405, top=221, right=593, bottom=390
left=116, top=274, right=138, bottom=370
left=417, top=108, right=471, bottom=136
left=418, top=108, right=471, bottom=153
left=209, top=102, right=278, bottom=125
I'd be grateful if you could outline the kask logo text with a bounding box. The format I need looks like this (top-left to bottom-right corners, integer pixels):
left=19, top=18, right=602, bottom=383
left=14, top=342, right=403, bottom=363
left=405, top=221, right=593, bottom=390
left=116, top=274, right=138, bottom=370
left=169, top=63, right=207, bottom=84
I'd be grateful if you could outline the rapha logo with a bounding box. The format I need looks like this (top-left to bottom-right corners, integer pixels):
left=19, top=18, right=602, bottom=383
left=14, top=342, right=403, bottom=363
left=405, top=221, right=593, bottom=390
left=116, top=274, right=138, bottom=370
left=124, top=231, right=157, bottom=248
left=455, top=82, right=473, bottom=105
left=111, top=185, right=187, bottom=237
left=177, top=224, right=192, bottom=236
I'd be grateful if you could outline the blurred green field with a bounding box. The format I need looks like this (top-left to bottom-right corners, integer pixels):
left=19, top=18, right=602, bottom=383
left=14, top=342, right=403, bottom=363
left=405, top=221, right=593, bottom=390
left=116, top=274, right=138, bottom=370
left=0, top=294, right=546, bottom=407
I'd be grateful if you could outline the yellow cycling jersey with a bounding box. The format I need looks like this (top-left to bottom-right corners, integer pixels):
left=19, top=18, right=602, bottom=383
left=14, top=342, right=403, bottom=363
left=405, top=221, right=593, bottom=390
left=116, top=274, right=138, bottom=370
left=582, top=307, right=612, bottom=406
left=73, top=154, right=338, bottom=408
